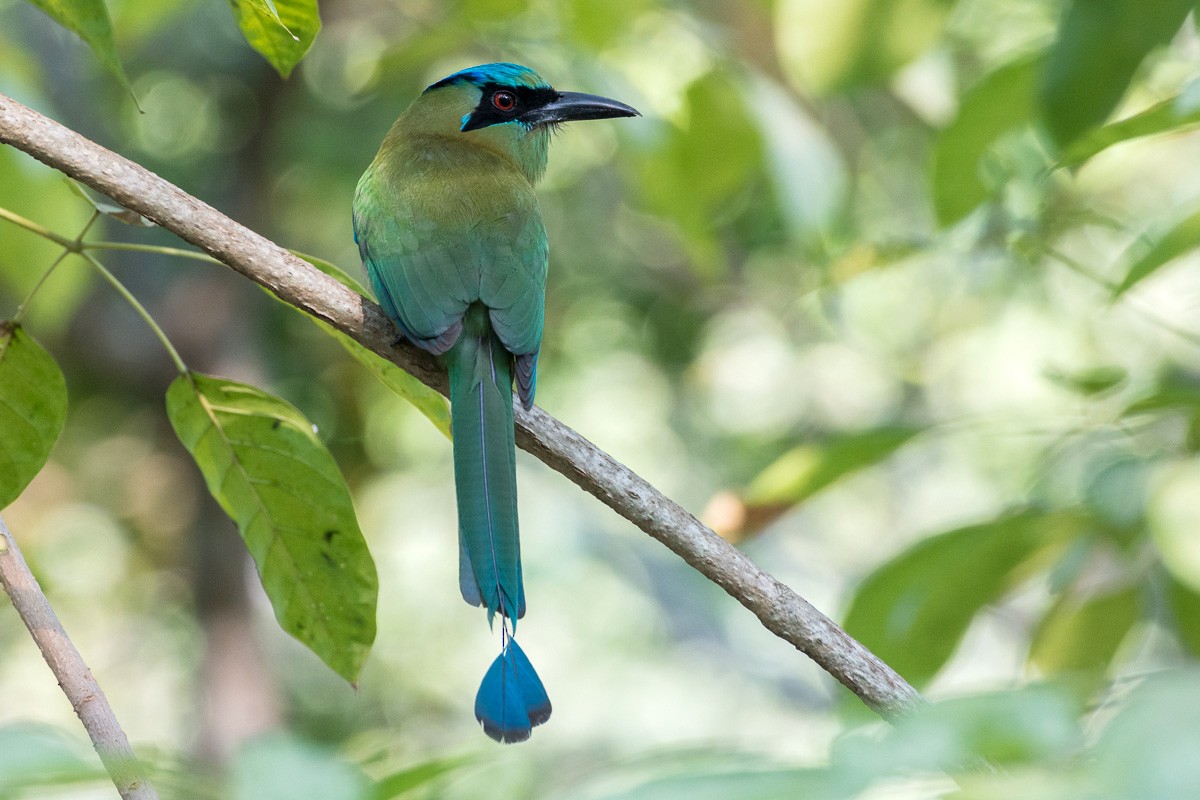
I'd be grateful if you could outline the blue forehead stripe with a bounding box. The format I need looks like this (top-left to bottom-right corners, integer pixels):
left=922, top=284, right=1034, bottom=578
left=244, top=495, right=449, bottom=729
left=425, top=62, right=551, bottom=93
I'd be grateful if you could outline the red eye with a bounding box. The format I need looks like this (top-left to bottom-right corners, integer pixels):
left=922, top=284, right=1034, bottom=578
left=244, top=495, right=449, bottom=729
left=492, top=91, right=517, bottom=112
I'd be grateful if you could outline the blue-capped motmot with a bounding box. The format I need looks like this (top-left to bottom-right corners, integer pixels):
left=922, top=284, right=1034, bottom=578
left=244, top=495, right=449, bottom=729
left=353, top=63, right=638, bottom=743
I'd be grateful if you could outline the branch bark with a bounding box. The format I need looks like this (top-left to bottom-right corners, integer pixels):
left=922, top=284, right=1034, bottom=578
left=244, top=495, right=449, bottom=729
left=0, top=514, right=158, bottom=799
left=0, top=92, right=924, bottom=720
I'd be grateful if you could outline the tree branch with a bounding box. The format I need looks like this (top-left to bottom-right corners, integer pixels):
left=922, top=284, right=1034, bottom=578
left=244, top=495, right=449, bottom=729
left=0, top=514, right=158, bottom=799
left=0, top=92, right=924, bottom=719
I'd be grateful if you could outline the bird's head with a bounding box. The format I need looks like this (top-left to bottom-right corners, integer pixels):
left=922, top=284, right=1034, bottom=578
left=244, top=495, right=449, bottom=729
left=395, top=63, right=639, bottom=183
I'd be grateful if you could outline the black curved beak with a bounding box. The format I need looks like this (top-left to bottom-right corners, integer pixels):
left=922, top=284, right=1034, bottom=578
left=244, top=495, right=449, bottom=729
left=521, top=91, right=641, bottom=126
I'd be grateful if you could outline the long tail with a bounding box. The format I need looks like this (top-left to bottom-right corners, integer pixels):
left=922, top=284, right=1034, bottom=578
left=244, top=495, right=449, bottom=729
left=447, top=304, right=550, bottom=742
left=448, top=304, right=524, bottom=621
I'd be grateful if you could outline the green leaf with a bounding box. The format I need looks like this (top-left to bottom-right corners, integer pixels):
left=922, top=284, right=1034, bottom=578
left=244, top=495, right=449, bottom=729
left=1058, top=93, right=1200, bottom=169
left=1043, top=364, right=1128, bottom=396
left=1123, top=376, right=1200, bottom=416
left=286, top=253, right=451, bottom=439
left=843, top=510, right=1074, bottom=688
left=1040, top=0, right=1193, bottom=147
left=713, top=427, right=920, bottom=541
left=24, top=0, right=137, bottom=102
left=228, top=0, right=321, bottom=78
left=166, top=371, right=376, bottom=683
left=745, top=427, right=921, bottom=507
left=776, top=0, right=954, bottom=94
left=0, top=323, right=67, bottom=508
left=1030, top=585, right=1139, bottom=674
left=931, top=54, right=1041, bottom=226
left=1113, top=205, right=1200, bottom=297
left=636, top=70, right=765, bottom=274
left=372, top=755, right=472, bottom=799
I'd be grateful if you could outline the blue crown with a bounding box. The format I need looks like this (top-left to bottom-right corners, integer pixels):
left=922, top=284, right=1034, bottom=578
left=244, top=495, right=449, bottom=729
left=426, top=62, right=551, bottom=93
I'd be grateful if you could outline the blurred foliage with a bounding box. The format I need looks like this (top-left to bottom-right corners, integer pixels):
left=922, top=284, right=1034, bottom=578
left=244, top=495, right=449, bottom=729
left=5, top=0, right=1200, bottom=796
left=17, top=672, right=1200, bottom=797
left=1039, top=0, right=1194, bottom=147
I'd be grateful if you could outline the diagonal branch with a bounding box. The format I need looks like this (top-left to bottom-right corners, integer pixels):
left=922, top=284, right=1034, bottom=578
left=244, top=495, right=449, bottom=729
left=0, top=92, right=924, bottom=719
left=0, top=514, right=158, bottom=799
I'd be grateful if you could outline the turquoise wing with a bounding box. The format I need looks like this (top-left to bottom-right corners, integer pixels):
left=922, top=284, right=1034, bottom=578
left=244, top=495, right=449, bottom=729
left=352, top=148, right=547, bottom=368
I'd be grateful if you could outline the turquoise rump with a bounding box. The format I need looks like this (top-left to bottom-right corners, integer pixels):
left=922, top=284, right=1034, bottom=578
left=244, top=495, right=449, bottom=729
left=353, top=63, right=638, bottom=742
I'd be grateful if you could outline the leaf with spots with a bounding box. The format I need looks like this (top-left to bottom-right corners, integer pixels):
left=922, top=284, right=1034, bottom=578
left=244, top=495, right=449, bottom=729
left=0, top=323, right=67, bottom=508
left=166, top=371, right=376, bottom=683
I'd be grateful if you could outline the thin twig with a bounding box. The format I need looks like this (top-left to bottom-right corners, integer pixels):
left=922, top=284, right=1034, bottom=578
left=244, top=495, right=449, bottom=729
left=81, top=251, right=189, bottom=373
left=0, top=92, right=925, bottom=719
left=0, top=204, right=76, bottom=248
left=14, top=211, right=100, bottom=323
left=0, top=514, right=158, bottom=799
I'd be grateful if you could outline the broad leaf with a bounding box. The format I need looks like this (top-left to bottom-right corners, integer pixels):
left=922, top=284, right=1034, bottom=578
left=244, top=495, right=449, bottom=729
left=1030, top=585, right=1139, bottom=674
left=287, top=252, right=451, bottom=438
left=25, top=0, right=136, bottom=101
left=776, top=0, right=954, bottom=95
left=166, top=371, right=376, bottom=683
left=931, top=54, right=1041, bottom=226
left=0, top=323, right=67, bottom=508
left=228, top=0, right=320, bottom=78
left=843, top=510, right=1074, bottom=688
left=1113, top=205, right=1200, bottom=297
left=1040, top=0, right=1193, bottom=147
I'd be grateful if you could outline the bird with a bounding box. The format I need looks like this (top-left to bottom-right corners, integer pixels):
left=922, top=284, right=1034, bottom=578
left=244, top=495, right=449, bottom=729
left=352, top=63, right=638, bottom=743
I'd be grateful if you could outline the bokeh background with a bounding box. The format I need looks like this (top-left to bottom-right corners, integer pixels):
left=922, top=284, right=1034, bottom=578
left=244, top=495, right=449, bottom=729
left=5, top=0, right=1200, bottom=797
